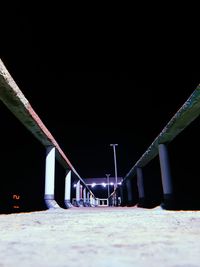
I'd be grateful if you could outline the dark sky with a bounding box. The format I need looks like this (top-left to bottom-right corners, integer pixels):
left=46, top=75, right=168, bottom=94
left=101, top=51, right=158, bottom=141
left=0, top=4, right=199, bottom=181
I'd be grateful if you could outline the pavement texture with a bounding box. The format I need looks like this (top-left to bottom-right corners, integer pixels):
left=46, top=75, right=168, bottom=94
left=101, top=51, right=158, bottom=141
left=0, top=206, right=200, bottom=267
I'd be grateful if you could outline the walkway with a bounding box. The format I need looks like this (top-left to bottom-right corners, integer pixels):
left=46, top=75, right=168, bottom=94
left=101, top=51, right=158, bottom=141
left=0, top=207, right=200, bottom=267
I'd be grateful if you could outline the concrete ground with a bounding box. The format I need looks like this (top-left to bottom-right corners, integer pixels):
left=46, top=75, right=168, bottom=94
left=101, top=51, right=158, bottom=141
left=0, top=206, right=200, bottom=267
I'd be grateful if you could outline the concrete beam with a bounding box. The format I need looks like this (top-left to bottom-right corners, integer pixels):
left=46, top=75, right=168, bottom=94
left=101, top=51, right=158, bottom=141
left=0, top=59, right=93, bottom=195
left=124, top=84, right=200, bottom=181
left=0, top=59, right=74, bottom=169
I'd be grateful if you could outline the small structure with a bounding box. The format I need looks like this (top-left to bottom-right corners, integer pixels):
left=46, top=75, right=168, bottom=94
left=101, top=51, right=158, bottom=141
left=81, top=177, right=123, bottom=206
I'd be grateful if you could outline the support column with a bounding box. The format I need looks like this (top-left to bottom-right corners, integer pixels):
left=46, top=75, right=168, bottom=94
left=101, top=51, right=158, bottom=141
left=79, top=185, right=83, bottom=207
left=90, top=195, right=95, bottom=207
left=64, top=170, right=73, bottom=209
left=108, top=194, right=113, bottom=206
left=87, top=192, right=91, bottom=206
left=119, top=185, right=123, bottom=206
left=83, top=188, right=87, bottom=207
left=113, top=190, right=118, bottom=207
left=120, top=183, right=127, bottom=206
left=158, top=143, right=174, bottom=209
left=75, top=180, right=81, bottom=207
left=126, top=179, right=134, bottom=206
left=136, top=167, right=145, bottom=207
left=110, top=196, right=114, bottom=206
left=44, top=146, right=60, bottom=209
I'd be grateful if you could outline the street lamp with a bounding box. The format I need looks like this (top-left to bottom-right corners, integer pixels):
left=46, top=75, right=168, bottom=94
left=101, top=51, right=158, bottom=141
left=106, top=173, right=110, bottom=198
left=110, top=144, right=118, bottom=190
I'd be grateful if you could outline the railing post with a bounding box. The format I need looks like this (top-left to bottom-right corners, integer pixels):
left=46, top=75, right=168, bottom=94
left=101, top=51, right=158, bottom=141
left=115, top=187, right=119, bottom=207
left=64, top=170, right=73, bottom=209
left=136, top=167, right=145, bottom=207
left=119, top=184, right=124, bottom=206
left=126, top=179, right=134, bottom=206
left=79, top=184, right=83, bottom=207
left=44, top=146, right=60, bottom=209
left=158, top=143, right=174, bottom=209
left=87, top=192, right=91, bottom=207
left=89, top=194, right=92, bottom=206
left=112, top=195, right=115, bottom=206
left=90, top=195, right=95, bottom=207
left=75, top=180, right=81, bottom=207
left=121, top=182, right=129, bottom=206
left=83, top=188, right=87, bottom=207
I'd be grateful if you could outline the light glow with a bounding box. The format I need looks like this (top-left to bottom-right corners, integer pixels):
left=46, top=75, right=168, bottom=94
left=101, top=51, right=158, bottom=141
left=92, top=183, right=96, bottom=188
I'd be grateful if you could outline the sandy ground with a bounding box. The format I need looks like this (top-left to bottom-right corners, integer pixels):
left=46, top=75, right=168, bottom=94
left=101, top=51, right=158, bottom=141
left=0, top=206, right=200, bottom=267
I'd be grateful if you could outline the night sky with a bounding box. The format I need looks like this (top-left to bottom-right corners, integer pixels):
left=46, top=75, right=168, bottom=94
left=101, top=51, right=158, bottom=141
left=0, top=5, right=200, bottom=211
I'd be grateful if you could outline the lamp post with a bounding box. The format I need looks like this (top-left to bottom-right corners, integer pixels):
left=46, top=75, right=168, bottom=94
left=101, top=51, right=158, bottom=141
left=106, top=173, right=111, bottom=206
left=110, top=144, right=119, bottom=206
left=110, top=144, right=118, bottom=189
left=106, top=173, right=110, bottom=198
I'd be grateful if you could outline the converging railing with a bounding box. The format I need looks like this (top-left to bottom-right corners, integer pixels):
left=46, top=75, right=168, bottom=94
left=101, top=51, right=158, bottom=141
left=0, top=58, right=96, bottom=210
left=1, top=57, right=200, bottom=211
left=110, top=85, right=200, bottom=209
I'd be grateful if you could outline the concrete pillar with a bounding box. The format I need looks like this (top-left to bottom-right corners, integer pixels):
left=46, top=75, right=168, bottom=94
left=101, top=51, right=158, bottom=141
left=64, top=170, right=73, bottom=209
left=126, top=179, right=134, bottom=206
left=44, top=146, right=60, bottom=209
left=115, top=187, right=119, bottom=207
left=90, top=196, right=93, bottom=206
left=158, top=143, right=174, bottom=208
left=79, top=185, right=83, bottom=207
left=83, top=188, right=87, bottom=206
left=109, top=195, right=113, bottom=206
left=119, top=185, right=123, bottom=206
left=75, top=180, right=81, bottom=207
left=90, top=195, right=95, bottom=207
left=136, top=167, right=145, bottom=207
left=110, top=194, right=114, bottom=206
left=87, top=192, right=91, bottom=206
left=89, top=194, right=92, bottom=206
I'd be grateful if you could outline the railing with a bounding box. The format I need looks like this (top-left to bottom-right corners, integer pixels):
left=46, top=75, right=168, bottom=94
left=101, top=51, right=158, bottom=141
left=124, top=86, right=200, bottom=179
left=106, top=85, right=200, bottom=209
left=111, top=85, right=200, bottom=209
left=0, top=58, right=96, bottom=210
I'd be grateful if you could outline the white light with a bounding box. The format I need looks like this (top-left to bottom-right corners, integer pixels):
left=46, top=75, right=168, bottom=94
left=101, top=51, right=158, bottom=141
left=92, top=183, right=96, bottom=188
left=110, top=182, right=114, bottom=185
left=73, top=184, right=77, bottom=187
left=102, top=183, right=106, bottom=187
left=118, top=182, right=122, bottom=185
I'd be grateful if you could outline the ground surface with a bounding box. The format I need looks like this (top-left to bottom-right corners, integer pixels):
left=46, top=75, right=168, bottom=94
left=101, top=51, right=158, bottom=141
left=0, top=206, right=200, bottom=267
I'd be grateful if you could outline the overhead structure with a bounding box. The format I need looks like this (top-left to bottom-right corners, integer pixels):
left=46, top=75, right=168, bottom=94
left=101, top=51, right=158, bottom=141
left=0, top=59, right=95, bottom=209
